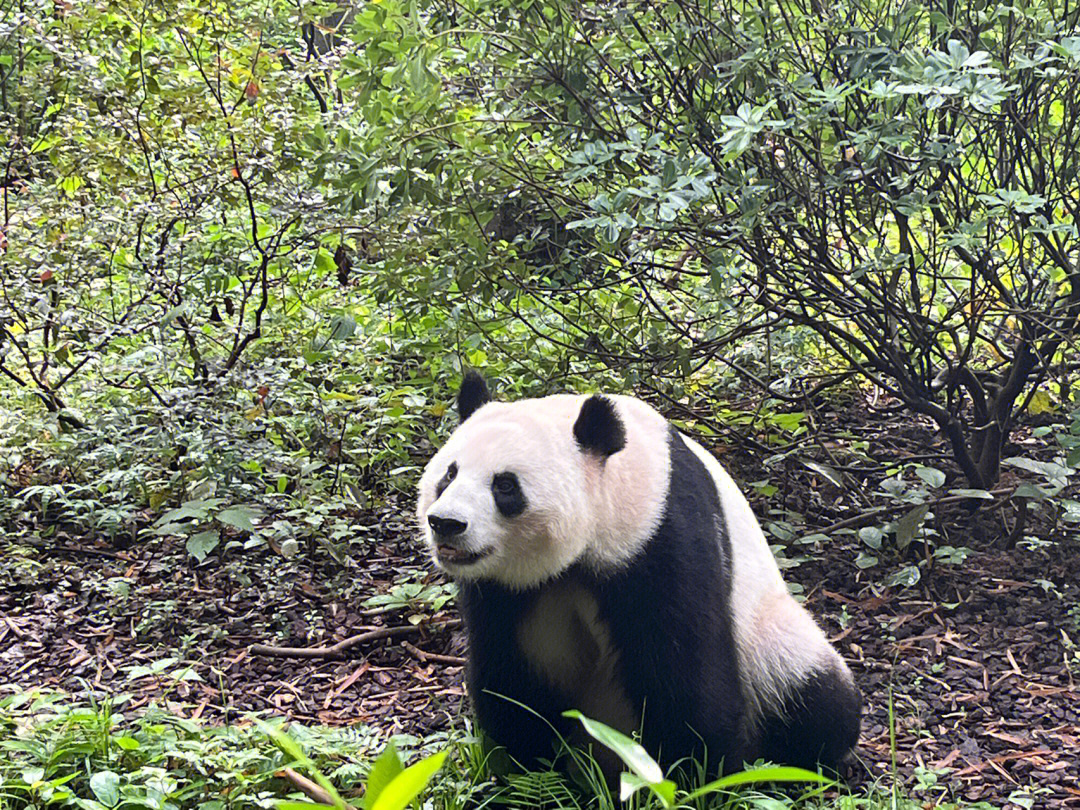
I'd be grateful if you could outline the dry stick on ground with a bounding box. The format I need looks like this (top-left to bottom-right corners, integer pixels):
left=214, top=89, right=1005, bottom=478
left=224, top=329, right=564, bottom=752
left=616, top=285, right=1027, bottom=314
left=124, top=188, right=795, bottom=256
left=276, top=767, right=356, bottom=809
left=30, top=543, right=131, bottom=561
left=249, top=620, right=462, bottom=659
left=401, top=639, right=468, bottom=667
left=799, top=486, right=1015, bottom=541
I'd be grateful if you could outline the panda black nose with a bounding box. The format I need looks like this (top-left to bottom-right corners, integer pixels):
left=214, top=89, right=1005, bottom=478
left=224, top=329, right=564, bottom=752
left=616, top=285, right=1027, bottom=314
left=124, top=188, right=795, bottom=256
left=428, top=515, right=467, bottom=537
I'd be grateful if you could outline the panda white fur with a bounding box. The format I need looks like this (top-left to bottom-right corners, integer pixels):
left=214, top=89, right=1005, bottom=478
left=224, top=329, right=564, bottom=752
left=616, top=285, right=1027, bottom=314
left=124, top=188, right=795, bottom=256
left=416, top=372, right=861, bottom=775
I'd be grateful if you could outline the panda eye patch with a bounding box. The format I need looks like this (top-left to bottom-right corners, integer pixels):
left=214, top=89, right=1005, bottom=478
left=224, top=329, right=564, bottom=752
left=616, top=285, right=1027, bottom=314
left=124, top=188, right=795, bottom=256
left=435, top=462, right=457, bottom=497
left=491, top=472, right=526, bottom=518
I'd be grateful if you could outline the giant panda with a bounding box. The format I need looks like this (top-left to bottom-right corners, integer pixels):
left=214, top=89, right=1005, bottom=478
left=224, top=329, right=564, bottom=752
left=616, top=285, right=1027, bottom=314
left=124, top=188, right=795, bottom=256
left=416, top=372, right=861, bottom=777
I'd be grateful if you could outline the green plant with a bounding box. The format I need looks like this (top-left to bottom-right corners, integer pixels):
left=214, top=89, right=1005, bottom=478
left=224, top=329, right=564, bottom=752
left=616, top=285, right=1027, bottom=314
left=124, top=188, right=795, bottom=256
left=367, top=0, right=1080, bottom=497
left=257, top=719, right=448, bottom=810
left=362, top=579, right=456, bottom=624
left=0, top=691, right=389, bottom=810
left=150, top=498, right=264, bottom=562
left=562, top=711, right=832, bottom=808
left=0, top=690, right=1004, bottom=810
left=122, top=658, right=202, bottom=686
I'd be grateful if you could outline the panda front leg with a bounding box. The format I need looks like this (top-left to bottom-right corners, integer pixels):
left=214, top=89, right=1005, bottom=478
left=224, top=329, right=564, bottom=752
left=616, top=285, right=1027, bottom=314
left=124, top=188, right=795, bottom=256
left=459, top=582, right=574, bottom=771
left=467, top=662, right=569, bottom=770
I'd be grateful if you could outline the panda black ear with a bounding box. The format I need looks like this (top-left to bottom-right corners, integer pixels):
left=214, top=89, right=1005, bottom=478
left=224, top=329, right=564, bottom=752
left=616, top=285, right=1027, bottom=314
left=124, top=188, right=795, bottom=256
left=573, top=395, right=626, bottom=458
left=458, top=369, right=492, bottom=422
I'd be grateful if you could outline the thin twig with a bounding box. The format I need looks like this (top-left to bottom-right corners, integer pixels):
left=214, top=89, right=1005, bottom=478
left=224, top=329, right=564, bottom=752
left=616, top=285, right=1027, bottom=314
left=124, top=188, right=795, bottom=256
left=276, top=768, right=355, bottom=809
left=401, top=640, right=467, bottom=667
left=249, top=620, right=461, bottom=659
left=30, top=544, right=131, bottom=561
left=802, top=487, right=1015, bottom=539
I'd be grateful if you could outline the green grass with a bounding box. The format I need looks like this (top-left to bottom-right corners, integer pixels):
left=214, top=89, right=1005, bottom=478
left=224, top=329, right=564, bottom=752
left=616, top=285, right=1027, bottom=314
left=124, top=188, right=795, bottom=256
left=0, top=690, right=995, bottom=810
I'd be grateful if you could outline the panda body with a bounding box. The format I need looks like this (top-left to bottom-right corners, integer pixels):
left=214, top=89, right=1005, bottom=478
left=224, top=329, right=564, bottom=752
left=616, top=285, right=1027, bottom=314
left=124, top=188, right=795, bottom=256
left=417, top=374, right=861, bottom=775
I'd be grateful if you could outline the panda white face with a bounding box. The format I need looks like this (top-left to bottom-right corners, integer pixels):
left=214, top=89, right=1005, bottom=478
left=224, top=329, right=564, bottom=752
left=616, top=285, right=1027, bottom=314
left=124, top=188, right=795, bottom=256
left=417, top=403, right=595, bottom=589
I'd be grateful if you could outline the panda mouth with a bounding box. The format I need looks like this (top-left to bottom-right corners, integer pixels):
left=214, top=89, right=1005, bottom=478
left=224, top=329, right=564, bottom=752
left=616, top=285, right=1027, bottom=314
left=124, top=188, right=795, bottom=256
left=436, top=545, right=491, bottom=566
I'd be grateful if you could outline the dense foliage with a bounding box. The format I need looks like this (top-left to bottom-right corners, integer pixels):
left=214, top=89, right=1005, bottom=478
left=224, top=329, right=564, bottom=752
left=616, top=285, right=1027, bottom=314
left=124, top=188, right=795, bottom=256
left=384, top=0, right=1080, bottom=491
left=0, top=692, right=997, bottom=810
left=4, top=0, right=1079, bottom=495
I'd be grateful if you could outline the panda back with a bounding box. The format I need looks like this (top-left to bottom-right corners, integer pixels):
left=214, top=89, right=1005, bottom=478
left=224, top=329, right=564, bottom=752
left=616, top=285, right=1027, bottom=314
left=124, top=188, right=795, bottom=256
left=681, top=433, right=860, bottom=749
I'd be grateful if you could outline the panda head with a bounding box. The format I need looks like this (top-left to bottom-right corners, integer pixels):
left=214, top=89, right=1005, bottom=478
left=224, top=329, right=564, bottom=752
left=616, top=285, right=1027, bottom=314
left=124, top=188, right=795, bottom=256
left=417, top=371, right=656, bottom=590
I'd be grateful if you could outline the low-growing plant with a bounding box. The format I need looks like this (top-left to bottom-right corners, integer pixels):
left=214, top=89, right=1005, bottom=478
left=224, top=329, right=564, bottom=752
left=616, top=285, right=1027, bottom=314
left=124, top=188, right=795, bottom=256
left=562, top=711, right=832, bottom=808
left=0, top=691, right=1001, bottom=810
left=149, top=498, right=264, bottom=563
left=256, top=719, right=448, bottom=810
left=362, top=579, right=456, bottom=624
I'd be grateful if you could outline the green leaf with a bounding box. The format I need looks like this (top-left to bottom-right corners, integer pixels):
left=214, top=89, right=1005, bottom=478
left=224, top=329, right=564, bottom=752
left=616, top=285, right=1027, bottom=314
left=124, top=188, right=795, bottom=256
left=328, top=315, right=357, bottom=341
left=113, top=736, right=140, bottom=751
left=363, top=743, right=404, bottom=810
left=256, top=718, right=312, bottom=764
left=855, top=552, right=879, bottom=569
left=186, top=530, right=220, bottom=562
left=622, top=768, right=669, bottom=807
left=948, top=488, right=995, bottom=500
left=156, top=499, right=224, bottom=525
left=407, top=56, right=429, bottom=93
left=313, top=248, right=336, bottom=275
left=619, top=772, right=676, bottom=807
left=89, top=772, right=120, bottom=807
left=894, top=504, right=929, bottom=550
left=1002, top=457, right=1072, bottom=482
left=60, top=175, right=85, bottom=196
left=277, top=803, right=336, bottom=810
left=126, top=657, right=178, bottom=679
left=160, top=303, right=189, bottom=328
left=619, top=772, right=650, bottom=803
left=1013, top=483, right=1047, bottom=500
left=563, top=711, right=663, bottom=784
left=803, top=460, right=842, bottom=487
left=885, top=564, right=922, bottom=588
left=216, top=505, right=261, bottom=532
left=30, top=135, right=58, bottom=154
left=683, top=766, right=832, bottom=801
left=1062, top=500, right=1080, bottom=522
left=152, top=522, right=193, bottom=537
left=770, top=412, right=806, bottom=433
left=168, top=667, right=204, bottom=682
left=858, top=526, right=883, bottom=550
left=914, top=466, right=946, bottom=488
left=369, top=750, right=448, bottom=810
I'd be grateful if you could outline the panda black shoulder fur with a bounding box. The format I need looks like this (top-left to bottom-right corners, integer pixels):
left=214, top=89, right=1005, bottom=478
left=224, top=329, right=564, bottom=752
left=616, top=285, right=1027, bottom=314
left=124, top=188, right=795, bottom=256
left=417, top=372, right=861, bottom=775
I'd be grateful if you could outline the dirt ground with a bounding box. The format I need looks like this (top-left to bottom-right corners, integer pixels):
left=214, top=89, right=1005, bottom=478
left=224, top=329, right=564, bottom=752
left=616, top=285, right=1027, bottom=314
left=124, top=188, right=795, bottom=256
left=2, top=412, right=1079, bottom=808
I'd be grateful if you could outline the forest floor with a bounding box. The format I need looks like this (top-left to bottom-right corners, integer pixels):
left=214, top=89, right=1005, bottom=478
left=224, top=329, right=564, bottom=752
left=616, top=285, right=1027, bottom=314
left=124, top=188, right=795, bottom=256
left=2, top=409, right=1079, bottom=809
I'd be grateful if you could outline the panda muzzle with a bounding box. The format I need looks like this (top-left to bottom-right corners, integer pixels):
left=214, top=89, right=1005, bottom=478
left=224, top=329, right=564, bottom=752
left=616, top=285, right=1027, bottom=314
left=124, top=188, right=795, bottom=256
left=428, top=515, right=492, bottom=565
left=435, top=544, right=491, bottom=566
